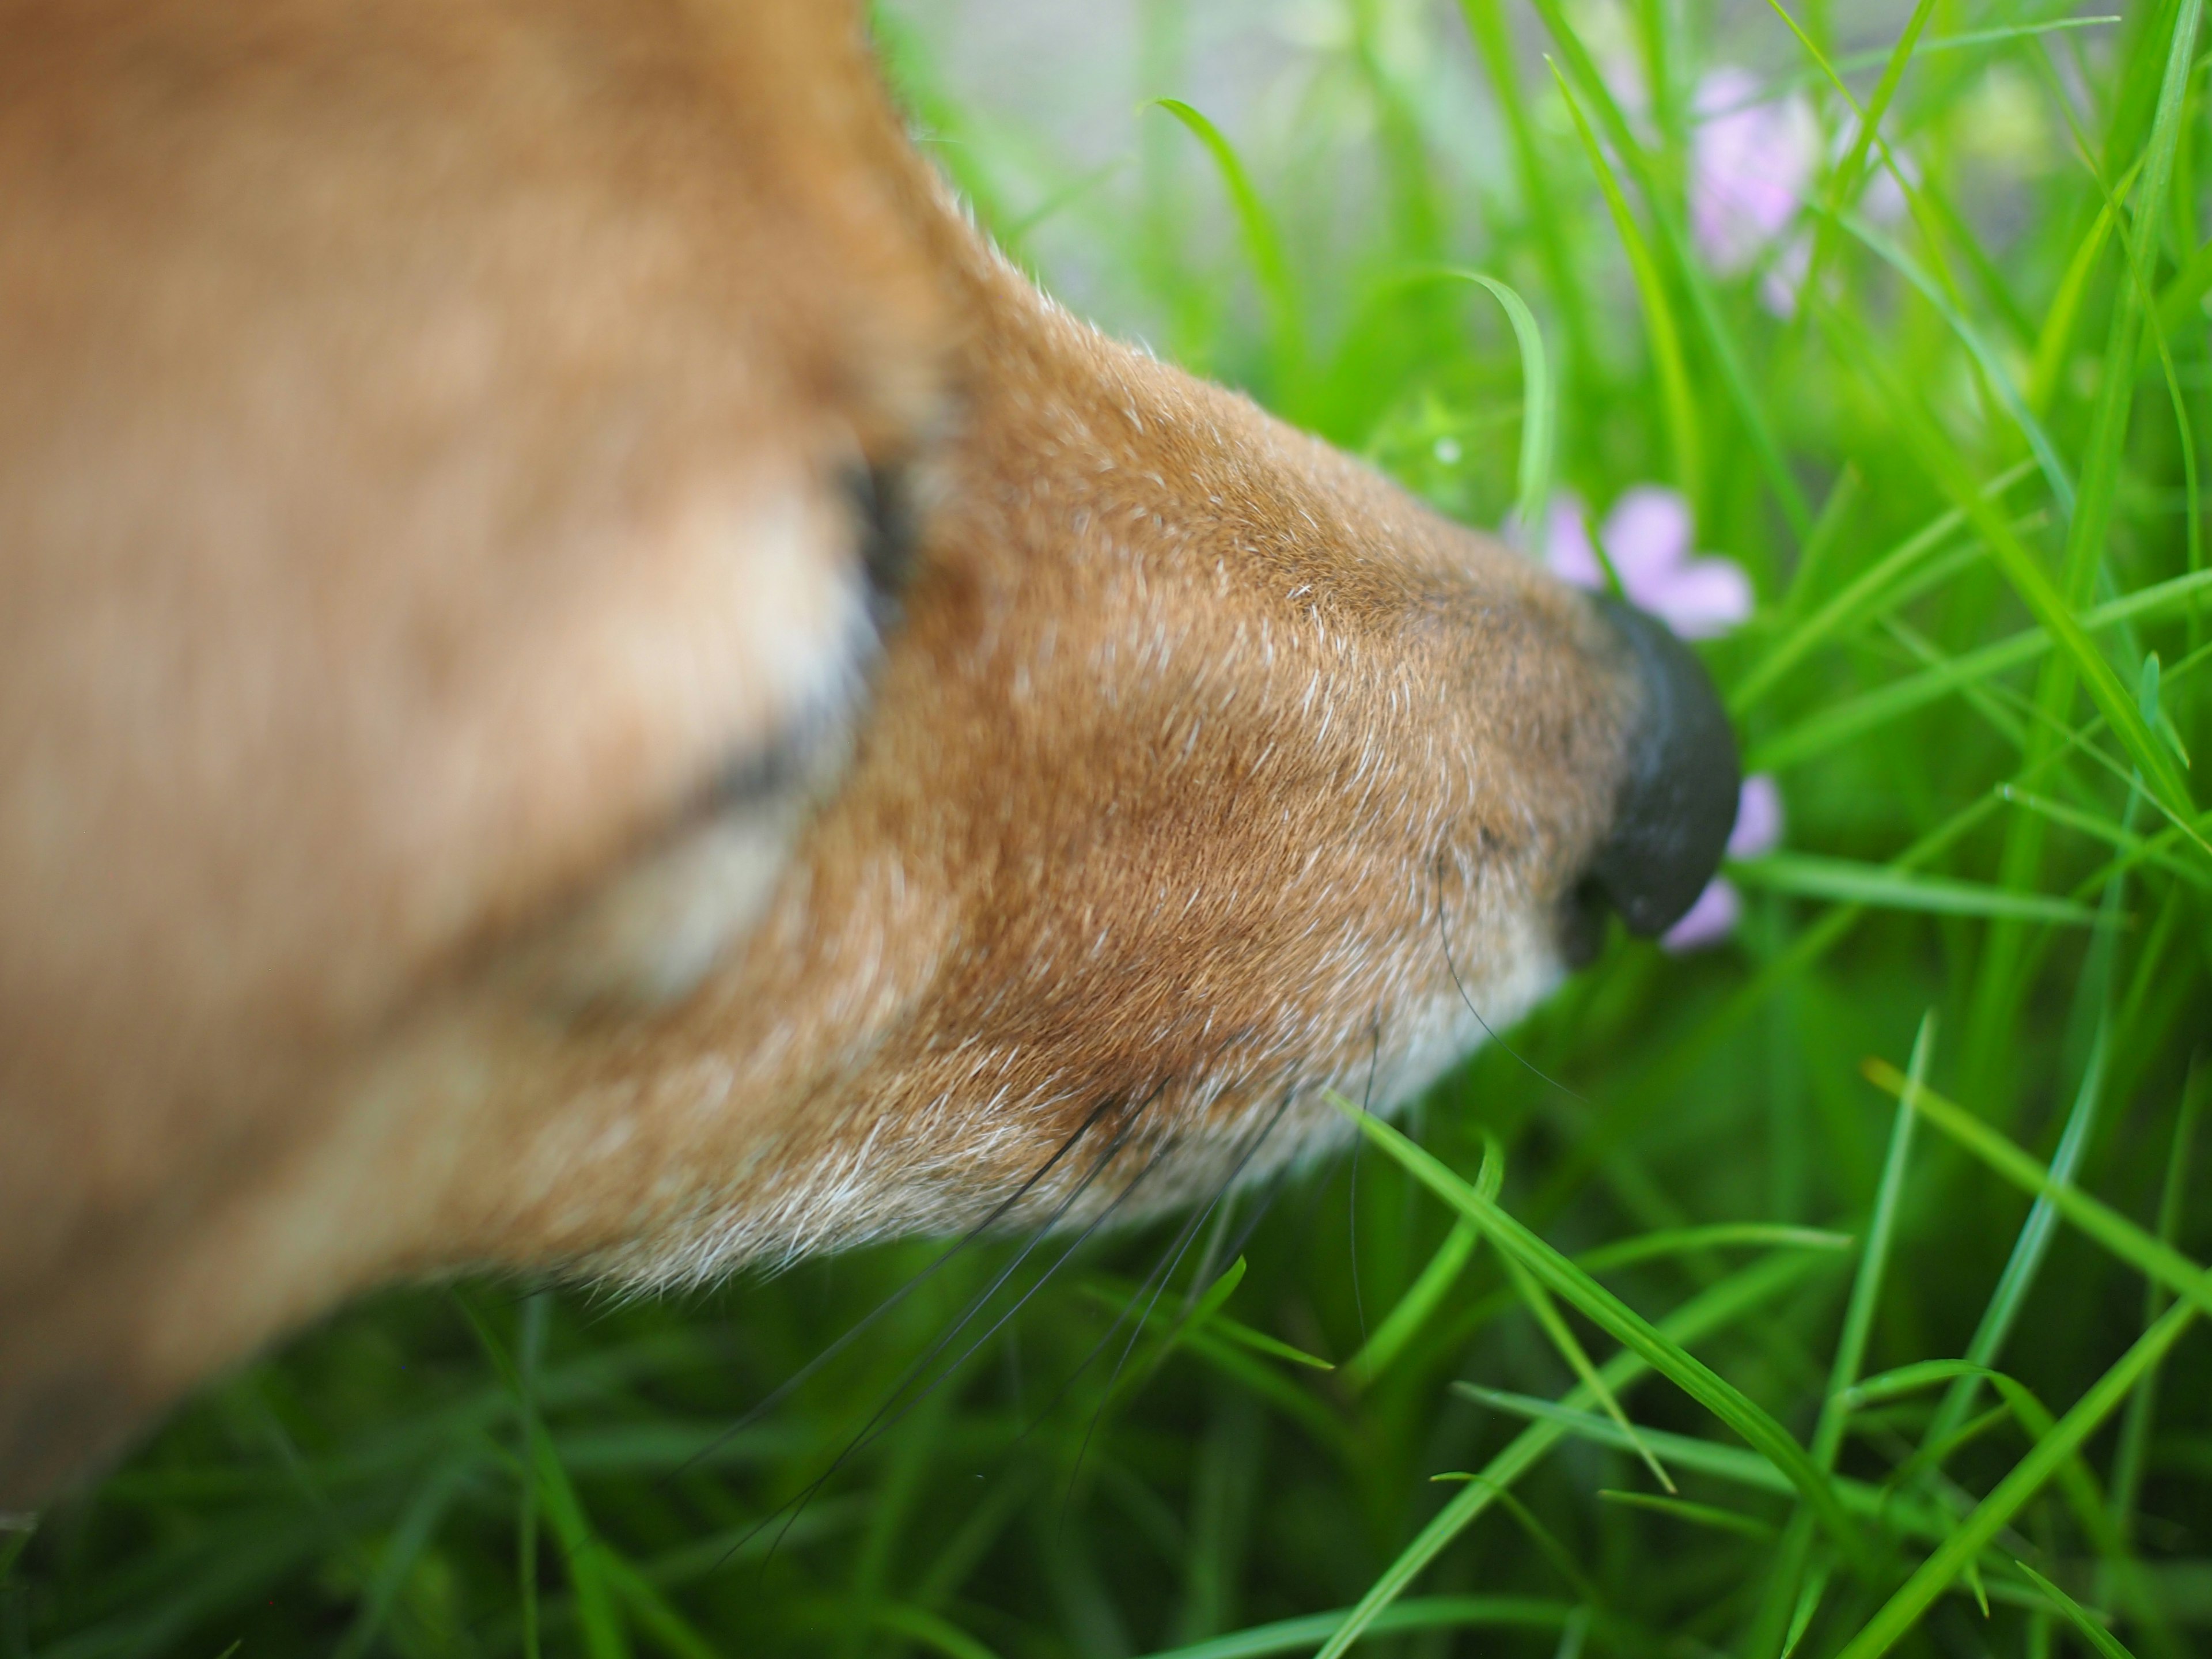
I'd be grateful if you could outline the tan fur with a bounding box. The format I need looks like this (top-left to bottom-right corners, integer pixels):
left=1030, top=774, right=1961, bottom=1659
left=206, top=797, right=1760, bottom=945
left=0, top=0, right=1645, bottom=1503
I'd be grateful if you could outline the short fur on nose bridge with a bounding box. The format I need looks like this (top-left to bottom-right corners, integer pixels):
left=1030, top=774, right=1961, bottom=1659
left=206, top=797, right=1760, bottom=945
left=1584, top=597, right=1740, bottom=937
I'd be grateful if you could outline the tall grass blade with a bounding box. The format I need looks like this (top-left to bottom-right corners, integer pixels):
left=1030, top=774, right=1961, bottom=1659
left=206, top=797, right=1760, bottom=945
left=1860, top=1064, right=2212, bottom=1320
left=1736, top=469, right=2028, bottom=714
left=1143, top=1595, right=1571, bottom=1659
left=2014, top=1561, right=2139, bottom=1659
left=1446, top=272, right=1554, bottom=536
left=1726, top=855, right=2104, bottom=925
left=1754, top=1012, right=1933, bottom=1656
left=1830, top=1301, right=2196, bottom=1659
left=1330, top=1097, right=1872, bottom=1570
left=462, top=1296, right=632, bottom=1659
left=1313, top=1252, right=1834, bottom=1658
left=1546, top=63, right=1700, bottom=506
left=1150, top=100, right=1302, bottom=392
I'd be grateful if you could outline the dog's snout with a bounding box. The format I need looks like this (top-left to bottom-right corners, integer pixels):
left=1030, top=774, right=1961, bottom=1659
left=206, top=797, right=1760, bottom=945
left=1583, top=597, right=1740, bottom=938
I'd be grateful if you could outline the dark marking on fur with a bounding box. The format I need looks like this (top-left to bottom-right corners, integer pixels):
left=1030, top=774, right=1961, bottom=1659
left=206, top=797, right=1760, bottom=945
left=844, top=456, right=921, bottom=628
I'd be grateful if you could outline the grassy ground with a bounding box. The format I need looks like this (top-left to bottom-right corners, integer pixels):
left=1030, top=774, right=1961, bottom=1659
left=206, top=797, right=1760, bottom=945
left=8, top=2, right=2211, bottom=1656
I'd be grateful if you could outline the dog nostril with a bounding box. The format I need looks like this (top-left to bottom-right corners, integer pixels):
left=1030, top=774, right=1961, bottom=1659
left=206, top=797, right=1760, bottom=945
left=1582, top=597, right=1740, bottom=938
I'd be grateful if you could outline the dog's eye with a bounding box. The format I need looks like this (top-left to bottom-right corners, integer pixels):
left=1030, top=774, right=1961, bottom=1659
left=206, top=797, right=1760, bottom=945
left=844, top=457, right=921, bottom=627
left=514, top=458, right=922, bottom=1017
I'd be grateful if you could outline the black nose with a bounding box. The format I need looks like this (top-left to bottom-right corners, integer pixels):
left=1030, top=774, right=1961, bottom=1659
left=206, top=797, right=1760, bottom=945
left=1583, top=597, right=1740, bottom=937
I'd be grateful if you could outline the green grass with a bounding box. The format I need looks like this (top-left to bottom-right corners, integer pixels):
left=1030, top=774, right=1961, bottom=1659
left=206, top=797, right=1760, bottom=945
left=9, top=2, right=2212, bottom=1655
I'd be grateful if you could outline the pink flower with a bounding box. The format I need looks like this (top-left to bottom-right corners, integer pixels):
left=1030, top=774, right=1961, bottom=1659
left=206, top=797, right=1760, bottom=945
left=1542, top=487, right=1753, bottom=641
left=1692, top=69, right=1819, bottom=316
left=1662, top=775, right=1784, bottom=953
left=1692, top=69, right=1818, bottom=274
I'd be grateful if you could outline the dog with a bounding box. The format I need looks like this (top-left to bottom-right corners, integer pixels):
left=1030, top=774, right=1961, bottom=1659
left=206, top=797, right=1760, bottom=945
left=0, top=0, right=1736, bottom=1507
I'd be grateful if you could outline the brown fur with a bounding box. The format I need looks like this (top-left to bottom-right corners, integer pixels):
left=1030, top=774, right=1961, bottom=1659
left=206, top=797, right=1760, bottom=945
left=0, top=0, right=1643, bottom=1504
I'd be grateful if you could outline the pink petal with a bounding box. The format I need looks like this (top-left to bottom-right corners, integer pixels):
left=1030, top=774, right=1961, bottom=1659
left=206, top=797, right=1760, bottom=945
left=1728, top=774, right=1785, bottom=860
left=1758, top=233, right=1811, bottom=319
left=1691, top=69, right=1819, bottom=275
left=1542, top=492, right=1606, bottom=591
left=1600, top=486, right=1692, bottom=592
left=1662, top=877, right=1740, bottom=953
left=1647, top=558, right=1753, bottom=639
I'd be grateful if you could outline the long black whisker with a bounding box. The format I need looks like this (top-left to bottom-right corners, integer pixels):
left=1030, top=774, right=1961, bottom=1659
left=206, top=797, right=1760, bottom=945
left=1216, top=1156, right=1295, bottom=1271
left=661, top=1092, right=1124, bottom=1490
left=1433, top=872, right=1587, bottom=1104
left=815, top=1123, right=1185, bottom=1478
left=728, top=1085, right=1166, bottom=1567
left=1060, top=1084, right=1301, bottom=1516
left=1032, top=1084, right=1293, bottom=1449
left=997, top=1130, right=1194, bottom=1457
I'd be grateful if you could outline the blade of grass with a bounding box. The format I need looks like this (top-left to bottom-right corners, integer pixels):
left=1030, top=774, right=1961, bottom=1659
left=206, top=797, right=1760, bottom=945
left=1528, top=0, right=1811, bottom=534
left=1313, top=1251, right=1835, bottom=1659
left=1450, top=1387, right=1949, bottom=1538
left=1459, top=0, right=1595, bottom=393
left=1150, top=101, right=1302, bottom=395
left=520, top=1291, right=547, bottom=1659
left=1596, top=1488, right=1778, bottom=1541
left=329, top=1458, right=476, bottom=1659
left=1815, top=296, right=2198, bottom=827
left=1999, top=787, right=2211, bottom=889
left=1736, top=468, right=2031, bottom=714
left=1330, top=1097, right=1873, bottom=1572
left=1844, top=1357, right=2153, bottom=1625
left=1143, top=1594, right=1571, bottom=1659
left=1392, top=1226, right=1851, bottom=1388
left=1789, top=0, right=1939, bottom=337
left=1342, top=1140, right=1501, bottom=1387
left=2014, top=1561, right=2138, bottom=1659
left=1530, top=791, right=2007, bottom=1223
left=2028, top=157, right=2148, bottom=417
left=1426, top=1478, right=1604, bottom=1607
left=1748, top=565, right=2212, bottom=779
left=1782, top=1557, right=1835, bottom=1659
left=1499, top=1249, right=1677, bottom=1493
left=1726, top=855, right=2105, bottom=926
left=2111, top=1061, right=2208, bottom=1533
left=1774, top=464, right=1863, bottom=624
left=1918, top=1009, right=2118, bottom=1455
left=1920, top=805, right=2141, bottom=1478
left=1821, top=206, right=2075, bottom=513
left=460, top=1295, right=632, bottom=1659
left=1830, top=1300, right=2197, bottom=1659
left=1342, top=1219, right=1476, bottom=1388
left=1547, top=61, right=1700, bottom=506
left=1578, top=1225, right=1854, bottom=1275
left=1756, top=1013, right=1934, bottom=1657
left=1859, top=1064, right=2212, bottom=1321
left=599, top=1552, right=729, bottom=1659
left=1447, top=273, right=1554, bottom=535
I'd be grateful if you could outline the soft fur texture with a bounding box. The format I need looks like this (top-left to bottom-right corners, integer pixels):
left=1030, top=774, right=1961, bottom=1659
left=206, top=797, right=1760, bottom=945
left=0, top=0, right=1680, bottom=1505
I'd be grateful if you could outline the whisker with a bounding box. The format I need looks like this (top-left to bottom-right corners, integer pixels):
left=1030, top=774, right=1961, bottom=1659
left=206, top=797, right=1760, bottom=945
left=1432, top=864, right=1586, bottom=1104
left=1007, top=1069, right=1309, bottom=1462
left=821, top=1123, right=1184, bottom=1472
left=1215, top=1156, right=1294, bottom=1272
left=1060, top=1084, right=1301, bottom=1515
left=660, top=1092, right=1126, bottom=1489
left=725, top=1085, right=1168, bottom=1567
left=997, top=1132, right=1199, bottom=1457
